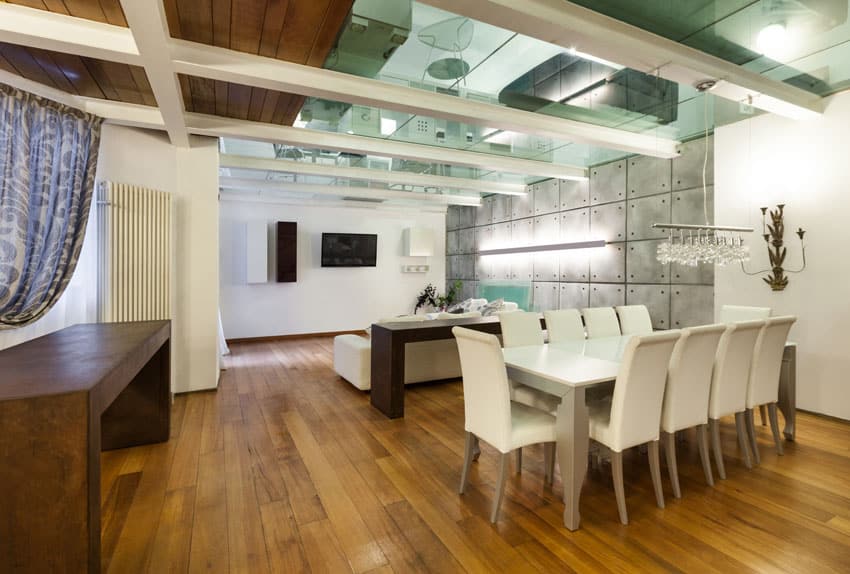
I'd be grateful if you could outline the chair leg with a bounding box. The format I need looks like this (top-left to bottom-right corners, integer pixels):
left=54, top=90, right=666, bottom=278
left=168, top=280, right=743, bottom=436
left=543, top=442, right=555, bottom=485
left=745, top=408, right=761, bottom=465
left=611, top=450, right=628, bottom=525
left=664, top=432, right=681, bottom=499
left=696, top=424, right=714, bottom=486
left=515, top=447, right=522, bottom=473
left=491, top=452, right=510, bottom=523
left=734, top=412, right=753, bottom=469
left=759, top=404, right=768, bottom=426
left=648, top=440, right=665, bottom=509
left=472, top=435, right=481, bottom=461
left=768, top=403, right=784, bottom=455
left=709, top=418, right=726, bottom=480
left=459, top=432, right=475, bottom=494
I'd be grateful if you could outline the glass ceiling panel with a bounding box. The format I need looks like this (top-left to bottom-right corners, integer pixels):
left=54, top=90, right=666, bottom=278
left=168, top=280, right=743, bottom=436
left=569, top=0, right=850, bottom=97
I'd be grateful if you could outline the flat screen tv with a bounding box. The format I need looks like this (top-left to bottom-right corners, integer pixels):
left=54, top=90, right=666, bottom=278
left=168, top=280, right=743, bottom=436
left=321, top=233, right=378, bottom=267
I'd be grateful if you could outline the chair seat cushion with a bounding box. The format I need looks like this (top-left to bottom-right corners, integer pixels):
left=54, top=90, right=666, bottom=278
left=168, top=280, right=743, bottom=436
left=588, top=397, right=615, bottom=449
left=510, top=402, right=557, bottom=450
left=510, top=381, right=560, bottom=415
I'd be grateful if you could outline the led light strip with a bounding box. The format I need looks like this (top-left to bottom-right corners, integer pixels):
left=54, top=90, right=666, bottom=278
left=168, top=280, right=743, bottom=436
left=479, top=240, right=606, bottom=256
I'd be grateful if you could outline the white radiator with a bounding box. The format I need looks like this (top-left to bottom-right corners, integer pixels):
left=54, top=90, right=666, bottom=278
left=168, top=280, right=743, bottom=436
left=97, top=181, right=172, bottom=323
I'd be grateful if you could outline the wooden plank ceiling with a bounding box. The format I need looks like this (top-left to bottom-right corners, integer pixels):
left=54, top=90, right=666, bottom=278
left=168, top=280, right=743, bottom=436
left=167, top=0, right=354, bottom=125
left=0, top=0, right=354, bottom=125
left=0, top=42, right=155, bottom=105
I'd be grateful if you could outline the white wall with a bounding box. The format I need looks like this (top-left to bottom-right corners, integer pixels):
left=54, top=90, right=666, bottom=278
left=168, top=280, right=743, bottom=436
left=96, top=124, right=220, bottom=393
left=220, top=198, right=446, bottom=339
left=715, top=90, right=850, bottom=420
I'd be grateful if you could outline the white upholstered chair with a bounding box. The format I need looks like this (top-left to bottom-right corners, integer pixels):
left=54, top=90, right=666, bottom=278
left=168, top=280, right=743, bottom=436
left=498, top=312, right=560, bottom=468
left=745, top=316, right=796, bottom=464
left=453, top=327, right=557, bottom=522
left=708, top=320, right=765, bottom=479
left=581, top=307, right=622, bottom=339
left=720, top=305, right=771, bottom=323
left=543, top=309, right=585, bottom=343
left=660, top=324, right=726, bottom=497
left=615, top=305, right=653, bottom=335
left=587, top=330, right=681, bottom=524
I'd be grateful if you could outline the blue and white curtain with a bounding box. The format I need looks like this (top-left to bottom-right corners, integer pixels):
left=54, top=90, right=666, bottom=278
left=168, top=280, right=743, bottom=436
left=0, top=83, right=102, bottom=328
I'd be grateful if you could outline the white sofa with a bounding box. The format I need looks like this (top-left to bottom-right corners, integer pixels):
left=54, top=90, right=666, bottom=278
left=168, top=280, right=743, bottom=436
left=333, top=301, right=518, bottom=390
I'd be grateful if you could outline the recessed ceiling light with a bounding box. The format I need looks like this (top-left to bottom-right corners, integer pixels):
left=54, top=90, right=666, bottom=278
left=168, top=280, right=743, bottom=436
left=757, top=23, right=787, bottom=58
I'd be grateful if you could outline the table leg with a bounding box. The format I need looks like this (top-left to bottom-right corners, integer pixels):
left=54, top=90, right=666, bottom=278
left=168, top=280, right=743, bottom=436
left=778, top=345, right=796, bottom=441
left=370, top=328, right=406, bottom=418
left=556, top=387, right=588, bottom=531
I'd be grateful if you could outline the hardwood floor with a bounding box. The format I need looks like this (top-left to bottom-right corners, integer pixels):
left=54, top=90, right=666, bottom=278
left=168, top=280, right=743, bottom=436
left=101, top=337, right=850, bottom=573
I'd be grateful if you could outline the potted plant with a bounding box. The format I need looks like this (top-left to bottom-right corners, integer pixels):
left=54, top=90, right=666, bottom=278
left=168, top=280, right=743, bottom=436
left=414, top=280, right=463, bottom=313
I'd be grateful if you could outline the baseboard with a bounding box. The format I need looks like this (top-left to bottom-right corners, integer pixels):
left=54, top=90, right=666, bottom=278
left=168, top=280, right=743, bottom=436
left=226, top=329, right=367, bottom=344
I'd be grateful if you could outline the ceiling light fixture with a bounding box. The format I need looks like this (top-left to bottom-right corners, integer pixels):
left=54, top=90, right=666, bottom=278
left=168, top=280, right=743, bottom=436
left=756, top=23, right=787, bottom=58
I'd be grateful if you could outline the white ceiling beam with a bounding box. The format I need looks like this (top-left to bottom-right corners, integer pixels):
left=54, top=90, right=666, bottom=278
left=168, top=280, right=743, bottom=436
left=0, top=69, right=82, bottom=109
left=188, top=113, right=586, bottom=180
left=418, top=0, right=823, bottom=120
left=0, top=3, right=140, bottom=65
left=119, top=0, right=189, bottom=147
left=219, top=154, right=528, bottom=196
left=218, top=178, right=481, bottom=206
left=170, top=40, right=679, bottom=158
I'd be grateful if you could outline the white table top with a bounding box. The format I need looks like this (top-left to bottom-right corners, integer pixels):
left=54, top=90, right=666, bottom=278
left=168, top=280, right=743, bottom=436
left=502, top=341, right=623, bottom=390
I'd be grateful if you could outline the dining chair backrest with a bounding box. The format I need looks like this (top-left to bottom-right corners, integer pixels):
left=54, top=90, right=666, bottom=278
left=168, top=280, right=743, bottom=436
left=452, top=327, right=513, bottom=452
left=581, top=307, right=622, bottom=339
left=543, top=309, right=585, bottom=343
left=615, top=305, right=653, bottom=335
left=747, top=316, right=796, bottom=408
left=500, top=311, right=544, bottom=348
left=720, top=305, right=771, bottom=323
left=607, top=330, right=681, bottom=451
left=661, top=324, right=726, bottom=433
left=708, top=320, right=764, bottom=419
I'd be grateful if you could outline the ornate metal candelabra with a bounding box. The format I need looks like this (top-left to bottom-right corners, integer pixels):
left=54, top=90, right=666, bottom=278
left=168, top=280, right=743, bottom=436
left=741, top=204, right=807, bottom=291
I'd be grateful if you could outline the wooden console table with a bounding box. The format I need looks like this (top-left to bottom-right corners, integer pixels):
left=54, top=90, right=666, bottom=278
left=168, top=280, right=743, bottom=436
left=0, top=321, right=171, bottom=573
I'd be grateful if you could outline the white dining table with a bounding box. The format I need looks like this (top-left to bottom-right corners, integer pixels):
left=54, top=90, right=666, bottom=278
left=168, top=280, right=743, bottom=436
left=502, top=336, right=627, bottom=531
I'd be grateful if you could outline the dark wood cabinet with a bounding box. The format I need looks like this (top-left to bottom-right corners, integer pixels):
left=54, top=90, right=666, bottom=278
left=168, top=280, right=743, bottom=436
left=276, top=221, right=297, bottom=282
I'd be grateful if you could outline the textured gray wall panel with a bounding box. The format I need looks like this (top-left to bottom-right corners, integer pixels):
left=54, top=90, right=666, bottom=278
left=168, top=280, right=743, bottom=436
left=590, top=243, right=625, bottom=283
left=446, top=207, right=459, bottom=231
left=671, top=285, right=714, bottom=328
left=534, top=178, right=560, bottom=215
left=627, top=155, right=672, bottom=198
left=626, top=284, right=671, bottom=329
left=458, top=206, right=475, bottom=229
left=533, top=281, right=559, bottom=312
left=673, top=135, right=714, bottom=191
left=458, top=255, right=475, bottom=280
left=628, top=194, right=670, bottom=241
left=512, top=255, right=534, bottom=281
left=560, top=179, right=589, bottom=211
left=512, top=187, right=534, bottom=219
left=671, top=261, right=715, bottom=285
left=590, top=160, right=626, bottom=205
left=590, top=283, right=625, bottom=307
left=446, top=230, right=458, bottom=255
left=492, top=194, right=511, bottom=223
left=672, top=186, right=714, bottom=226
left=590, top=201, right=626, bottom=243
left=534, top=253, right=560, bottom=281
left=476, top=196, right=493, bottom=226
left=559, top=282, right=590, bottom=309
left=458, top=227, right=474, bottom=254
left=560, top=252, right=590, bottom=282
left=511, top=218, right=534, bottom=247
left=474, top=255, right=491, bottom=281
left=627, top=239, right=669, bottom=283
left=533, top=214, right=560, bottom=243
left=560, top=208, right=590, bottom=241
left=474, top=225, right=492, bottom=253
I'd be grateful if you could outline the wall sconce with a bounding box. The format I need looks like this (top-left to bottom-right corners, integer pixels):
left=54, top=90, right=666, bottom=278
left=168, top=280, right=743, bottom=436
left=478, top=239, right=606, bottom=256
left=741, top=204, right=807, bottom=291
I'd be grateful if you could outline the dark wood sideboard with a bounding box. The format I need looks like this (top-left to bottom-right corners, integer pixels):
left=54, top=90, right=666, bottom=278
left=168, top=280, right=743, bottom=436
left=0, top=321, right=171, bottom=573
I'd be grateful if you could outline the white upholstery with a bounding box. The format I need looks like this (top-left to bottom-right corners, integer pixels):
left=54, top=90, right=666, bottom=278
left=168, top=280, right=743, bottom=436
left=581, top=307, right=622, bottom=339
left=661, top=324, right=726, bottom=433
left=747, top=316, right=796, bottom=409
left=543, top=309, right=585, bottom=343
left=589, top=331, right=681, bottom=452
left=452, top=327, right=556, bottom=453
left=499, top=312, right=544, bottom=348
left=720, top=305, right=771, bottom=323
left=615, top=305, right=653, bottom=335
left=501, top=301, right=519, bottom=313
left=708, top=320, right=764, bottom=419
left=333, top=335, right=372, bottom=390
left=437, top=311, right=483, bottom=319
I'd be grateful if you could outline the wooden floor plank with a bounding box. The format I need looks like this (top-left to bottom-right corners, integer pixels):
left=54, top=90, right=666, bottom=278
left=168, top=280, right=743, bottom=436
left=98, top=337, right=850, bottom=573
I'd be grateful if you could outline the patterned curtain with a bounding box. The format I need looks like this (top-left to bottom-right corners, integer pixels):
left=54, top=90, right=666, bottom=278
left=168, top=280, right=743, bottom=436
left=0, top=83, right=102, bottom=328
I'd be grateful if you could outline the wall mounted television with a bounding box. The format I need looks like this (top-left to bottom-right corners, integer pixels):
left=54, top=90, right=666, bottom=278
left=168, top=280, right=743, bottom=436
left=321, top=233, right=378, bottom=267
